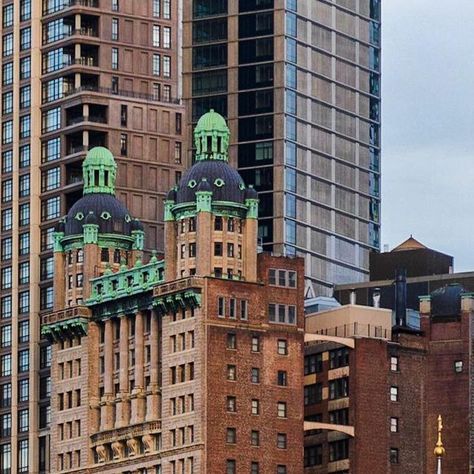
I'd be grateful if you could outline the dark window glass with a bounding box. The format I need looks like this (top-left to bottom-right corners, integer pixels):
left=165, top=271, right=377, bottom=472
left=258, top=193, right=273, bottom=218
left=304, top=445, right=323, bottom=467
left=239, top=38, right=273, bottom=64
left=304, top=383, right=322, bottom=405
left=239, top=0, right=273, bottom=12
left=239, top=12, right=273, bottom=37
left=239, top=64, right=273, bottom=90
left=238, top=141, right=273, bottom=167
left=193, top=18, right=227, bottom=43
left=329, top=439, right=349, bottom=462
left=329, top=377, right=349, bottom=400
left=192, top=44, right=227, bottom=70
left=192, top=69, right=227, bottom=96
left=238, top=89, right=273, bottom=115
left=329, top=408, right=349, bottom=425
left=329, top=348, right=349, bottom=369
left=192, top=95, right=227, bottom=122
left=240, top=167, right=273, bottom=192
left=304, top=353, right=323, bottom=375
left=239, top=115, right=273, bottom=141
left=193, top=0, right=227, bottom=18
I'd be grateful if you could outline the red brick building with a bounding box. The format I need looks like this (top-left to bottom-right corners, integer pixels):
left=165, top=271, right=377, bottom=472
left=42, top=111, right=304, bottom=473
left=304, top=285, right=472, bottom=474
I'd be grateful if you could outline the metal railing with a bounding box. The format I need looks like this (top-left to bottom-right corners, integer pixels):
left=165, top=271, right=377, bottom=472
left=313, top=322, right=390, bottom=339
left=64, top=85, right=181, bottom=105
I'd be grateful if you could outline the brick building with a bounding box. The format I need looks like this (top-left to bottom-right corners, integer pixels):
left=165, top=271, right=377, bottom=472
left=42, top=111, right=305, bottom=473
left=304, top=284, right=472, bottom=473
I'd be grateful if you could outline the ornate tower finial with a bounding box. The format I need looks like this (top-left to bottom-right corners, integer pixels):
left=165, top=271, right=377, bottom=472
left=82, top=146, right=117, bottom=195
left=193, top=109, right=230, bottom=161
left=434, top=414, right=445, bottom=474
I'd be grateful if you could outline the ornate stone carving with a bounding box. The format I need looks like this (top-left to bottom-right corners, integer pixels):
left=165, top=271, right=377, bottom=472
left=126, top=437, right=139, bottom=457
left=96, top=445, right=107, bottom=463
left=111, top=441, right=124, bottom=460
left=142, top=434, right=154, bottom=453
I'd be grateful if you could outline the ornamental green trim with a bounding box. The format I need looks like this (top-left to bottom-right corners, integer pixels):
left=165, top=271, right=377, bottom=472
left=196, top=191, right=212, bottom=212
left=87, top=260, right=164, bottom=306
left=82, top=147, right=117, bottom=195
left=152, top=289, right=201, bottom=314
left=132, top=230, right=145, bottom=251
left=83, top=223, right=99, bottom=244
left=245, top=198, right=259, bottom=219
left=164, top=200, right=175, bottom=222
left=53, top=231, right=65, bottom=252
left=194, top=110, right=230, bottom=162
left=41, top=318, right=89, bottom=343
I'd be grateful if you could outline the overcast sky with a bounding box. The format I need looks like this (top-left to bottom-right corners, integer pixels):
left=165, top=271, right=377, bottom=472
left=382, top=1, right=474, bottom=271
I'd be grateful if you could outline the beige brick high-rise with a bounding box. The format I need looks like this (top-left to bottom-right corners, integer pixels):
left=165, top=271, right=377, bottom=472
left=0, top=1, right=183, bottom=472
left=42, top=111, right=305, bottom=473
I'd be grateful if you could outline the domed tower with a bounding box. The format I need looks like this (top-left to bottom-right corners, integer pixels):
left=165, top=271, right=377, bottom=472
left=164, top=110, right=259, bottom=282
left=52, top=147, right=145, bottom=310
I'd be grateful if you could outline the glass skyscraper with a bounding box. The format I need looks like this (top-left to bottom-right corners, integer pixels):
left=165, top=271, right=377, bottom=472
left=184, top=0, right=381, bottom=296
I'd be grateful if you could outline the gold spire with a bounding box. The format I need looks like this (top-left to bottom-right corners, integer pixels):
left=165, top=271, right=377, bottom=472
left=434, top=414, right=446, bottom=457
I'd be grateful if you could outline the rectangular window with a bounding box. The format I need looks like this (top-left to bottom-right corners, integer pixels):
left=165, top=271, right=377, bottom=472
left=42, top=107, right=61, bottom=132
left=390, top=386, right=398, bottom=402
left=18, top=349, right=29, bottom=372
left=304, top=353, right=323, bottom=375
left=20, top=56, right=31, bottom=79
left=19, top=203, right=30, bottom=226
left=226, top=460, right=236, bottom=474
left=304, top=444, right=323, bottom=467
left=1, top=267, right=12, bottom=290
left=2, top=62, right=13, bottom=85
left=0, top=383, right=11, bottom=407
left=390, top=356, right=399, bottom=372
left=42, top=197, right=60, bottom=220
left=163, top=55, right=171, bottom=77
left=153, top=25, right=161, bottom=47
left=20, top=27, right=31, bottom=50
left=329, top=377, right=349, bottom=400
left=18, top=439, right=28, bottom=473
left=277, top=339, right=288, bottom=355
left=304, top=383, right=322, bottom=405
left=18, top=409, right=28, bottom=432
left=163, top=0, right=171, bottom=18
left=2, top=180, right=12, bottom=203
left=42, top=138, right=61, bottom=162
left=19, top=115, right=31, bottom=139
left=153, top=0, right=160, bottom=16
left=3, top=33, right=13, bottom=57
left=251, top=399, right=259, bottom=415
left=251, top=367, right=260, bottom=383
left=277, top=370, right=287, bottom=386
left=112, top=18, right=119, bottom=40
left=226, top=427, right=236, bottom=444
left=226, top=333, right=236, bottom=350
left=2, top=209, right=12, bottom=231
left=1, top=354, right=11, bottom=376
left=2, top=151, right=12, bottom=173
left=153, top=54, right=161, bottom=75
left=226, top=396, right=236, bottom=412
left=2, top=92, right=13, bottom=115
left=277, top=433, right=287, bottom=449
left=1, top=325, right=11, bottom=348
left=2, top=121, right=13, bottom=144
left=112, top=47, right=119, bottom=69
left=20, top=86, right=31, bottom=109
left=19, top=174, right=30, bottom=197
left=390, top=417, right=398, bottom=433
left=277, top=401, right=287, bottom=418
left=218, top=296, right=225, bottom=317
left=19, top=291, right=29, bottom=313
left=3, top=5, right=13, bottom=28
left=329, top=348, right=349, bottom=369
left=227, top=365, right=236, bottom=381
left=329, top=439, right=349, bottom=462
left=251, top=430, right=259, bottom=446
left=390, top=447, right=399, bottom=464
left=229, top=299, right=236, bottom=318
left=1, top=238, right=12, bottom=260
left=163, top=27, right=171, bottom=48
left=18, top=321, right=29, bottom=343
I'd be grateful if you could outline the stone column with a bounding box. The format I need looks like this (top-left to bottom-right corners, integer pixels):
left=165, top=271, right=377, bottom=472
left=100, top=318, right=114, bottom=431
left=146, top=309, right=160, bottom=421
left=131, top=311, right=146, bottom=423
left=115, top=314, right=130, bottom=428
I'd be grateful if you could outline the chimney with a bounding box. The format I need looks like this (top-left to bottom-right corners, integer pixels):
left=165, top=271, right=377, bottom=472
left=349, top=289, right=356, bottom=305
left=372, top=287, right=381, bottom=308
left=394, top=268, right=407, bottom=327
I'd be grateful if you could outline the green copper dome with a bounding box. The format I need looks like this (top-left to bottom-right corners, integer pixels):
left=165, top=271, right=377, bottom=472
left=194, top=109, right=230, bottom=162
left=83, top=146, right=117, bottom=195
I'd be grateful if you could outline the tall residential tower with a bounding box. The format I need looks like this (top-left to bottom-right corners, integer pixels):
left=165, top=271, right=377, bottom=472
left=0, top=1, right=183, bottom=472
left=183, top=0, right=381, bottom=296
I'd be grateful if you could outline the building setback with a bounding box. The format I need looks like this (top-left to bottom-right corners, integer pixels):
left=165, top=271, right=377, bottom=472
left=304, top=286, right=471, bottom=473
left=0, top=1, right=184, bottom=471
left=183, top=0, right=382, bottom=296
left=42, top=111, right=305, bottom=473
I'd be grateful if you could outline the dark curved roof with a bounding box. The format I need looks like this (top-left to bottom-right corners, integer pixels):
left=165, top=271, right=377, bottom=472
left=64, top=193, right=135, bottom=236
left=176, top=159, right=246, bottom=204
left=431, top=284, right=464, bottom=318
